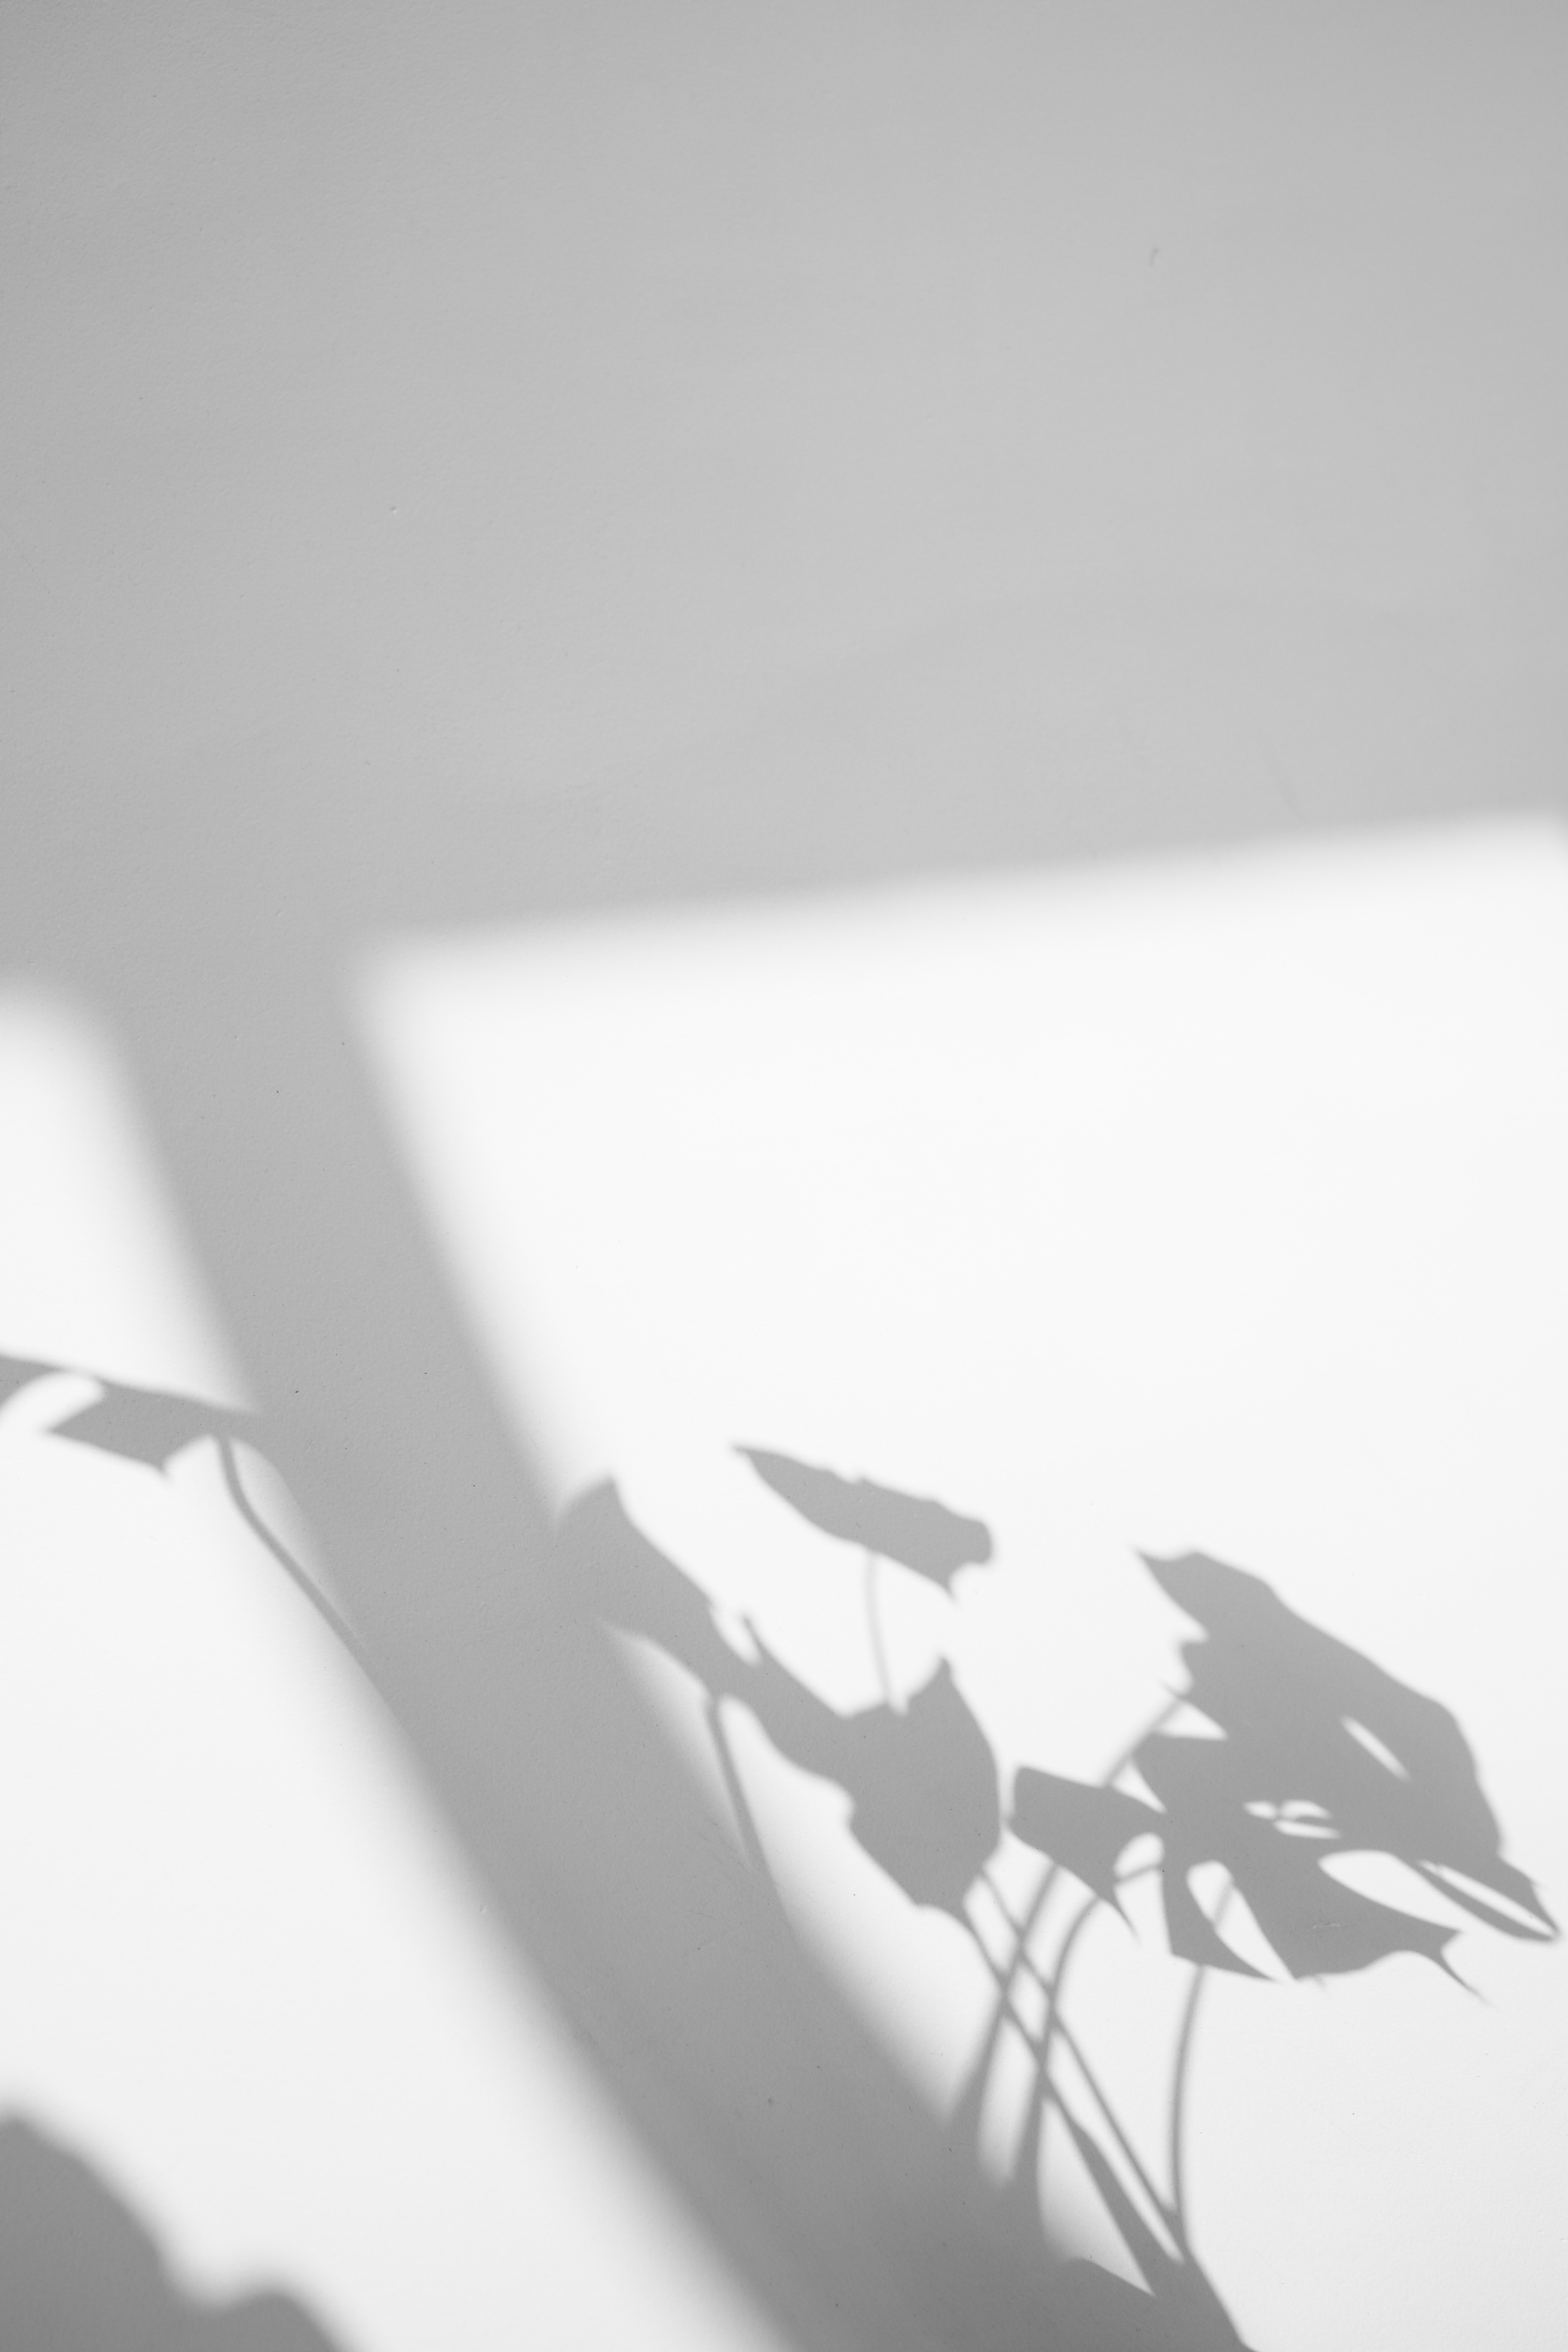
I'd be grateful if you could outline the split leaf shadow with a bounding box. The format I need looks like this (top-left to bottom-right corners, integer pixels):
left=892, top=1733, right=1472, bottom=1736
left=5, top=1366, right=1555, bottom=2352
left=1012, top=1553, right=1554, bottom=1983
left=561, top=1474, right=1556, bottom=2352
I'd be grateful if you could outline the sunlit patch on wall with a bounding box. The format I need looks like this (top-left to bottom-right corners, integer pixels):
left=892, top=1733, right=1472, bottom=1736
left=360, top=819, right=1568, bottom=2352
left=0, top=986, right=792, bottom=2352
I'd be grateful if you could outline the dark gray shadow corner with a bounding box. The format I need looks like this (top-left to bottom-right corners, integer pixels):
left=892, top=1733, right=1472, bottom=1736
left=0, top=2114, right=348, bottom=2351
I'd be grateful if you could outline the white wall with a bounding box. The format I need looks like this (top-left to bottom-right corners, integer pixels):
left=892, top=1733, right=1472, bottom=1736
left=5, top=7, right=1568, bottom=2347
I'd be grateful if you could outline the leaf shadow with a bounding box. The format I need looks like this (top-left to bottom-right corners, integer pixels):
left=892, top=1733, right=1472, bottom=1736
left=8, top=1348, right=1554, bottom=2352
left=570, top=1488, right=1555, bottom=2352
left=737, top=1447, right=994, bottom=1591
left=561, top=1479, right=1001, bottom=1918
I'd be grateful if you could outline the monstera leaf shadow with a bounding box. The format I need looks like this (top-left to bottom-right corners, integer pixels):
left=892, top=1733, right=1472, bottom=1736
left=570, top=1486, right=1553, bottom=2352
left=565, top=1479, right=1269, bottom=2348
left=10, top=1353, right=1551, bottom=2352
left=997, top=1551, right=1555, bottom=2346
left=1, top=1374, right=1091, bottom=2352
left=1012, top=1553, right=1555, bottom=1984
left=0, top=2115, right=346, bottom=2350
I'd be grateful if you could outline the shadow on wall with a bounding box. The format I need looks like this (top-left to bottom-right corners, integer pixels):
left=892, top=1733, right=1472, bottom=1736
left=0, top=2115, right=346, bottom=2351
left=5, top=413, right=1563, bottom=2344
left=0, top=1346, right=1557, bottom=2348
left=562, top=1449, right=1557, bottom=2352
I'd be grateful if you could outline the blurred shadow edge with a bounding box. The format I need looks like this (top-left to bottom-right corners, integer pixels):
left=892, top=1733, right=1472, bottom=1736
left=50, top=927, right=1101, bottom=2352
left=0, top=2113, right=345, bottom=2350
left=4, top=629, right=1490, bottom=2348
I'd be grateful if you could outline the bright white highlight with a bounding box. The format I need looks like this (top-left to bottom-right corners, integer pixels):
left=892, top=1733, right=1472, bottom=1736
left=0, top=989, right=793, bottom=2352
left=362, top=822, right=1568, bottom=2351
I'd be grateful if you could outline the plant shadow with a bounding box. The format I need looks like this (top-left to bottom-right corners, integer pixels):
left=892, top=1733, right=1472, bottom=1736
left=0, top=2114, right=348, bottom=2350
left=2, top=1358, right=1557, bottom=2350
left=560, top=1450, right=1556, bottom=2351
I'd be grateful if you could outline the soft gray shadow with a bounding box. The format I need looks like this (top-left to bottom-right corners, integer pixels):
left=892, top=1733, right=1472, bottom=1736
left=737, top=1447, right=993, bottom=1590
left=561, top=1481, right=1257, bottom=2344
left=1, top=678, right=1559, bottom=2348
left=0, top=2116, right=345, bottom=2350
left=8, top=2, right=1568, bottom=2334
left=1013, top=1553, right=1554, bottom=1980
left=2, top=594, right=1562, bottom=2352
left=564, top=1478, right=1002, bottom=1919
left=566, top=1490, right=1554, bottom=2351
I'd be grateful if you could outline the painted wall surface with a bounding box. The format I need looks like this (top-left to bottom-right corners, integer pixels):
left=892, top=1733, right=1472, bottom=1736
left=4, top=7, right=1568, bottom=2347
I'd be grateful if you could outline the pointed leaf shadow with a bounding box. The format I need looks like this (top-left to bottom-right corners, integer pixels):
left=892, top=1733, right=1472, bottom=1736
left=737, top=1447, right=992, bottom=1589
left=559, top=1481, right=1003, bottom=1918
left=0, top=1351, right=366, bottom=1669
left=1010, top=1771, right=1159, bottom=1908
left=46, top=1381, right=259, bottom=1472
left=743, top=1633, right=1003, bottom=1916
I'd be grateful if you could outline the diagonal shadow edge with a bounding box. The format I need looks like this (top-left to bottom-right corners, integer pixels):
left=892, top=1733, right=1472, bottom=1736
left=7, top=613, right=1566, bottom=2348
left=96, top=954, right=1076, bottom=2352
